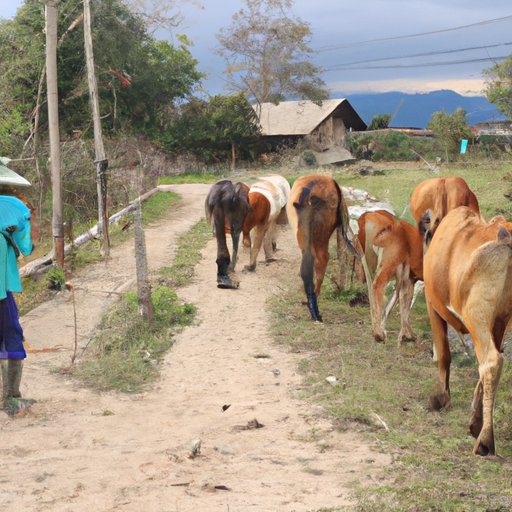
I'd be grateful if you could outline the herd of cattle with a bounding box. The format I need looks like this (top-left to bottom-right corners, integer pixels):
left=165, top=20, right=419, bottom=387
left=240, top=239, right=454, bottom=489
left=204, top=174, right=512, bottom=457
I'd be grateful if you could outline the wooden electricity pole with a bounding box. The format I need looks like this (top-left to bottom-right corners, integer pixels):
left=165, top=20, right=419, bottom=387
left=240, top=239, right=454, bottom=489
left=45, top=0, right=65, bottom=268
left=83, top=0, right=110, bottom=257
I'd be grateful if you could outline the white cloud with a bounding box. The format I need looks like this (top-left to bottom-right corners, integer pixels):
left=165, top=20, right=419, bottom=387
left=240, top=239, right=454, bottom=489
left=328, top=78, right=488, bottom=96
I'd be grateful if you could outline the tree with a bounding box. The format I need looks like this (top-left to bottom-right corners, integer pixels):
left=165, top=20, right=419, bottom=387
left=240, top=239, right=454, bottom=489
left=163, top=93, right=259, bottom=165
left=368, top=114, right=391, bottom=131
left=427, top=108, right=473, bottom=161
left=208, top=94, right=260, bottom=169
left=0, top=0, right=203, bottom=141
left=216, top=0, right=329, bottom=109
left=483, top=55, right=512, bottom=120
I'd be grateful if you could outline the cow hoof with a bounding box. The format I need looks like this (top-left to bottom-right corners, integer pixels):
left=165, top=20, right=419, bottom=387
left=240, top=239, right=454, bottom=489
left=243, top=264, right=256, bottom=273
left=217, top=276, right=239, bottom=289
left=373, top=333, right=385, bottom=343
left=398, top=332, right=417, bottom=344
left=427, top=390, right=450, bottom=411
left=265, top=258, right=277, bottom=264
left=473, top=436, right=495, bottom=457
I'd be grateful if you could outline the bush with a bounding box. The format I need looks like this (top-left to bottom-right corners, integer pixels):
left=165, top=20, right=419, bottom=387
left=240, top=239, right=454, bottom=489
left=347, top=131, right=436, bottom=161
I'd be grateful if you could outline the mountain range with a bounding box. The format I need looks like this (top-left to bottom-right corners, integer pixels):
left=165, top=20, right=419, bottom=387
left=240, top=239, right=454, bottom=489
left=333, top=89, right=506, bottom=129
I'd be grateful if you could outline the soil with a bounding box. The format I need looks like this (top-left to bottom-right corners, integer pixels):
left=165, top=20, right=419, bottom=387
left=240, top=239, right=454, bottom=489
left=0, top=183, right=392, bottom=512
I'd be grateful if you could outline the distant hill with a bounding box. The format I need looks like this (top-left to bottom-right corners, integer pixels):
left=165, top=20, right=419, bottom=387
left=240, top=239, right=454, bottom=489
left=333, top=90, right=506, bottom=129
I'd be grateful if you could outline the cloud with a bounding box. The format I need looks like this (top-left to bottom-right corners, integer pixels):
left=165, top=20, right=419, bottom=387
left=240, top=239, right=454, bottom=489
left=328, top=78, right=488, bottom=96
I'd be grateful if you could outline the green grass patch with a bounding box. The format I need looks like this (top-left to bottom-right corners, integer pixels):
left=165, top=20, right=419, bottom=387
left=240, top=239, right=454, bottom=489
left=159, top=218, right=212, bottom=288
left=73, top=285, right=196, bottom=393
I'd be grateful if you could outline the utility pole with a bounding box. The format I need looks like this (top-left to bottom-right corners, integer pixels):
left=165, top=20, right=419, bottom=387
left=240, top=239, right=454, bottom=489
left=83, top=0, right=110, bottom=257
left=45, top=0, right=64, bottom=268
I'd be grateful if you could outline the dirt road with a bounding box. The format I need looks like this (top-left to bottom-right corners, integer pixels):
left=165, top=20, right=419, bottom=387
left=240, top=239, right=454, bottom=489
left=0, top=183, right=391, bottom=512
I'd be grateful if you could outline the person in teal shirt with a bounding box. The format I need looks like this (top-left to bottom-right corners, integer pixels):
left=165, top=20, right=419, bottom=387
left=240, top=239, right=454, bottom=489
left=0, top=194, right=36, bottom=415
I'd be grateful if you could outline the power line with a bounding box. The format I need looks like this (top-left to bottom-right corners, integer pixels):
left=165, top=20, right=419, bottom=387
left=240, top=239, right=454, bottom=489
left=324, top=42, right=512, bottom=68
left=316, top=14, right=512, bottom=52
left=324, top=55, right=508, bottom=72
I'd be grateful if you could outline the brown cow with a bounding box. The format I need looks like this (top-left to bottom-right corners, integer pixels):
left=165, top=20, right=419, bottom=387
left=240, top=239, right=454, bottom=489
left=410, top=176, right=480, bottom=240
left=423, top=206, right=512, bottom=456
left=357, top=210, right=424, bottom=344
left=287, top=175, right=357, bottom=322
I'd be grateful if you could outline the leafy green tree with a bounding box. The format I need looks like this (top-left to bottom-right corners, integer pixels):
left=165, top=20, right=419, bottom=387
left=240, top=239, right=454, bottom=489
left=368, top=114, right=391, bottom=130
left=483, top=55, right=512, bottom=120
left=216, top=0, right=329, bottom=108
left=163, top=93, right=259, bottom=165
left=427, top=108, right=473, bottom=160
left=0, top=0, right=203, bottom=145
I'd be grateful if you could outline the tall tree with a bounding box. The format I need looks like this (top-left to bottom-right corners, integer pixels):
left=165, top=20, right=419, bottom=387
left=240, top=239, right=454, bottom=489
left=483, top=55, right=512, bottom=120
left=216, top=0, right=329, bottom=109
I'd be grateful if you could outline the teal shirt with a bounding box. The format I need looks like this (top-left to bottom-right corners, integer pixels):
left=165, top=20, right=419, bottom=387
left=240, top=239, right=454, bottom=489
left=0, top=196, right=33, bottom=300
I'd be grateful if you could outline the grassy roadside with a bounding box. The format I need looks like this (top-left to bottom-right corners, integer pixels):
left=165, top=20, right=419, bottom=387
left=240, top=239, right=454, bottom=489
left=269, top=160, right=512, bottom=511
left=71, top=203, right=212, bottom=393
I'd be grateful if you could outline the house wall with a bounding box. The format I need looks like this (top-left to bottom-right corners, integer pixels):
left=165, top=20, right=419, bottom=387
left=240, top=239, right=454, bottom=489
left=306, top=115, right=347, bottom=151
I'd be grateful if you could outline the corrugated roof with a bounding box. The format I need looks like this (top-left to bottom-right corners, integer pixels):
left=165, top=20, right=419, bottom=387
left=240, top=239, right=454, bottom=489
left=254, top=99, right=366, bottom=136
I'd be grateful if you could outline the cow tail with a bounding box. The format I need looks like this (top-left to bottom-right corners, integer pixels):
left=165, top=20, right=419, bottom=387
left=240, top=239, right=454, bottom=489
left=334, top=181, right=360, bottom=259
left=294, top=184, right=321, bottom=321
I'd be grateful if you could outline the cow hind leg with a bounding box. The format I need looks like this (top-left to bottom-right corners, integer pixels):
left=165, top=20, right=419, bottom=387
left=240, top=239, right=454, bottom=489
left=397, top=267, right=416, bottom=345
left=469, top=380, right=483, bottom=440
left=371, top=264, right=395, bottom=342
left=427, top=305, right=451, bottom=411
left=245, top=225, right=266, bottom=272
left=472, top=347, right=503, bottom=456
left=263, top=222, right=277, bottom=262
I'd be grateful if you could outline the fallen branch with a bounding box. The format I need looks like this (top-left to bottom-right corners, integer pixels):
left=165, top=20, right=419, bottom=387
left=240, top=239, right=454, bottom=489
left=19, top=186, right=160, bottom=277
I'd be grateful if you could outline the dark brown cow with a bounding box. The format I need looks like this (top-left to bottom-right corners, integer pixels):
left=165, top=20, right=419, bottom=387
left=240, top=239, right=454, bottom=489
left=287, top=175, right=357, bottom=322
left=424, top=206, right=512, bottom=456
left=357, top=210, right=423, bottom=344
left=205, top=179, right=250, bottom=288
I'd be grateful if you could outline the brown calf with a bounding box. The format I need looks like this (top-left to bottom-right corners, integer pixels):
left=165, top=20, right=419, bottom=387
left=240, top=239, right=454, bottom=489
left=357, top=210, right=423, bottom=343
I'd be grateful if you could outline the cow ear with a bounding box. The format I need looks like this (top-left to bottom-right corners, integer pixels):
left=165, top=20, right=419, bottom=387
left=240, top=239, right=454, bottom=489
left=497, top=225, right=511, bottom=241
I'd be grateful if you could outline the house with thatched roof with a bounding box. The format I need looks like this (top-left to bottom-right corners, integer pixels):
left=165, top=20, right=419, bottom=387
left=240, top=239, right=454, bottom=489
left=253, top=99, right=367, bottom=165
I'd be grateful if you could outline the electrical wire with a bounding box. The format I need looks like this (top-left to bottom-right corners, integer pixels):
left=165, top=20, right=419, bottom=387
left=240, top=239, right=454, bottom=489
left=316, top=14, right=512, bottom=52
left=324, top=55, right=509, bottom=72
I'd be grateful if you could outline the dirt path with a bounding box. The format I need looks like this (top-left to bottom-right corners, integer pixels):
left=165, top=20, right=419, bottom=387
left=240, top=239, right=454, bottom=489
left=0, top=184, right=391, bottom=512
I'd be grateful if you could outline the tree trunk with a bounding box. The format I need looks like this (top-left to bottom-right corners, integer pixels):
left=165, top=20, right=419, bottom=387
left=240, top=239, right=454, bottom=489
left=83, top=0, right=110, bottom=258
left=45, top=0, right=64, bottom=268
left=231, top=142, right=236, bottom=171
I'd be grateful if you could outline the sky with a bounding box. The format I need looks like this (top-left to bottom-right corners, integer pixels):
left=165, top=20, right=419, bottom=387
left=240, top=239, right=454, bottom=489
left=2, top=0, right=512, bottom=97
